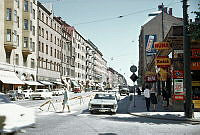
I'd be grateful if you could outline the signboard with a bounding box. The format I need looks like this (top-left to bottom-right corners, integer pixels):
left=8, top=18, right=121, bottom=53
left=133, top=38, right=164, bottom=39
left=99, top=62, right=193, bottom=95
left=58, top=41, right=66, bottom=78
left=173, top=95, right=185, bottom=100
left=155, top=57, right=171, bottom=67
left=145, top=75, right=157, bottom=82
left=191, top=62, right=200, bottom=70
left=174, top=79, right=184, bottom=93
left=130, top=65, right=137, bottom=72
left=172, top=70, right=184, bottom=79
left=193, top=100, right=200, bottom=109
left=191, top=49, right=200, bottom=58
left=192, top=81, right=200, bottom=86
left=154, top=42, right=170, bottom=50
left=145, top=35, right=157, bottom=56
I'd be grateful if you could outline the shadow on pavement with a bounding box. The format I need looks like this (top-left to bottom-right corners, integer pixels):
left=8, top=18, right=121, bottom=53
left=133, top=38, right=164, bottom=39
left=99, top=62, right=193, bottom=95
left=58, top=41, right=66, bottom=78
left=98, top=133, right=117, bottom=135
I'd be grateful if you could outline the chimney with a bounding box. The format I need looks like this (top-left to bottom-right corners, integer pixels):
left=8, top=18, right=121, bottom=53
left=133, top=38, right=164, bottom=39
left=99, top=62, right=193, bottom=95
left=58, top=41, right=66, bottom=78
left=169, top=8, right=172, bottom=16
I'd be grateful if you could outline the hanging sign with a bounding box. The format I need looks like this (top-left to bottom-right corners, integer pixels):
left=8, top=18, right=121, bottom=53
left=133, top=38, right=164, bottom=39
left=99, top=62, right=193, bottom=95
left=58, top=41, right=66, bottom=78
left=154, top=42, right=170, bottom=50
left=155, top=57, right=171, bottom=67
left=191, top=49, right=200, bottom=58
left=174, top=79, right=184, bottom=93
left=172, top=70, right=184, bottom=79
left=191, top=62, right=200, bottom=70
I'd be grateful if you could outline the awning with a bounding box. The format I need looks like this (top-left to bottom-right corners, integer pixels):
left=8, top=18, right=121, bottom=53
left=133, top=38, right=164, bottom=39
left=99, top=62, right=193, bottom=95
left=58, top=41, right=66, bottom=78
left=24, top=81, right=44, bottom=86
left=0, top=70, right=25, bottom=85
left=39, top=81, right=53, bottom=85
left=71, top=80, right=79, bottom=87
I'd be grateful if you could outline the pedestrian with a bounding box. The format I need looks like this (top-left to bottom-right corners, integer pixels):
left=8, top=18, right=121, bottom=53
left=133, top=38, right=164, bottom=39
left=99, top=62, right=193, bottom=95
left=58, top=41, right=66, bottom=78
left=62, top=87, right=71, bottom=112
left=137, top=87, right=141, bottom=95
left=144, top=85, right=151, bottom=111
left=162, top=87, right=170, bottom=108
left=150, top=88, right=157, bottom=111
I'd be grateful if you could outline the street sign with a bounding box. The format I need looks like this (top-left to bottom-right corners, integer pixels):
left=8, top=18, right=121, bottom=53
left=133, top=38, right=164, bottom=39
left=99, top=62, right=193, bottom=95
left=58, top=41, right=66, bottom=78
left=130, top=73, right=138, bottom=82
left=130, top=65, right=137, bottom=72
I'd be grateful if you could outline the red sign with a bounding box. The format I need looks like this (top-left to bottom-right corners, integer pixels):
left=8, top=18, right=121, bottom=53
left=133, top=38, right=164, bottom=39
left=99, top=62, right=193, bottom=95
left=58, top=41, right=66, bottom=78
left=154, top=42, right=170, bottom=50
left=145, top=75, right=157, bottom=82
left=172, top=70, right=184, bottom=79
left=173, top=95, right=185, bottom=100
left=191, top=62, right=200, bottom=70
left=191, top=49, right=200, bottom=58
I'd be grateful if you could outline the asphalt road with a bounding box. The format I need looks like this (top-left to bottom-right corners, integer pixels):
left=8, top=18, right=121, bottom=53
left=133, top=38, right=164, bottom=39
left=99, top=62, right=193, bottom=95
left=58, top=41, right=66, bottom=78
left=17, top=94, right=200, bottom=135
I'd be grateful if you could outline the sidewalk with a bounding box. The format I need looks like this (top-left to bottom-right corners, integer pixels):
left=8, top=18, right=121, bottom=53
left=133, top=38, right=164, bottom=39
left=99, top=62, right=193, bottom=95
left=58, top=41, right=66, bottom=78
left=128, top=94, right=200, bottom=122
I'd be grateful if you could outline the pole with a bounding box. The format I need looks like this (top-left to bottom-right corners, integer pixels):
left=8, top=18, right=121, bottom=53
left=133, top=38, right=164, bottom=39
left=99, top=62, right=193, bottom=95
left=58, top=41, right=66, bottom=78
left=161, top=3, right=164, bottom=41
left=133, top=82, right=136, bottom=107
left=183, top=0, right=192, bottom=118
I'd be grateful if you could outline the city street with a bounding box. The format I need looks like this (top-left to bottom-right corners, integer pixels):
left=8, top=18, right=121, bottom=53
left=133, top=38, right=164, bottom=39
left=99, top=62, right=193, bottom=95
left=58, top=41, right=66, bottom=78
left=15, top=93, right=200, bottom=135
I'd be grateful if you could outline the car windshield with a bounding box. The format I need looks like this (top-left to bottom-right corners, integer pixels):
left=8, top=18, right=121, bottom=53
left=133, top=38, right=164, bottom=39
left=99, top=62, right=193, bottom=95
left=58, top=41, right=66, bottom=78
left=94, top=94, right=115, bottom=100
left=0, top=94, right=11, bottom=104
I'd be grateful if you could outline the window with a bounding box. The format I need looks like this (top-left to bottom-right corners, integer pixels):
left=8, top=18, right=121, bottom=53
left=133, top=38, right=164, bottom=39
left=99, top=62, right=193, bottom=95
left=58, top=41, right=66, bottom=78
left=24, top=19, right=28, bottom=30
left=30, top=2, right=32, bottom=13
left=6, top=8, right=12, bottom=21
left=17, top=0, right=20, bottom=8
left=38, top=10, right=41, bottom=19
left=50, top=34, right=52, bottom=42
left=32, top=26, right=35, bottom=36
left=38, top=26, right=41, bottom=36
left=46, top=31, right=48, bottom=40
left=24, top=0, right=28, bottom=12
left=14, top=10, right=17, bottom=22
left=31, top=59, right=35, bottom=68
left=55, top=36, right=56, bottom=44
left=30, top=20, right=32, bottom=31
left=32, top=42, right=35, bottom=52
left=42, top=43, right=44, bottom=52
left=50, top=47, right=52, bottom=56
left=78, top=63, right=80, bottom=68
left=42, top=28, right=44, bottom=37
left=46, top=17, right=48, bottom=25
left=42, top=13, right=44, bottom=21
left=30, top=38, right=32, bottom=50
left=17, top=35, right=19, bottom=46
left=6, top=29, right=11, bottom=42
left=13, top=30, right=17, bottom=43
left=17, top=16, right=19, bottom=28
left=15, top=54, right=19, bottom=65
left=46, top=45, right=48, bottom=54
left=57, top=50, right=59, bottom=59
left=33, top=9, right=35, bottom=19
left=38, top=41, right=41, bottom=52
left=24, top=37, right=28, bottom=48
left=55, top=49, right=56, bottom=58
left=50, top=20, right=52, bottom=27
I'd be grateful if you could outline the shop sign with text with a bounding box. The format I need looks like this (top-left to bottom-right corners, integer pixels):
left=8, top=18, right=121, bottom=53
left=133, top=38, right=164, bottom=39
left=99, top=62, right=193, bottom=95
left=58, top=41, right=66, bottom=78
left=173, top=79, right=184, bottom=100
left=154, top=42, right=170, bottom=50
left=155, top=57, right=171, bottom=67
left=145, top=75, right=157, bottom=82
left=191, top=49, right=200, bottom=58
left=172, top=70, right=184, bottom=79
left=191, top=62, right=200, bottom=70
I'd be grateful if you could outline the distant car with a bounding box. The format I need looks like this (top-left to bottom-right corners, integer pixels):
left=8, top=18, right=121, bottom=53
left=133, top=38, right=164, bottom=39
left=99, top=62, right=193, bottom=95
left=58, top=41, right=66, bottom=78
left=0, top=93, right=35, bottom=135
left=119, top=87, right=129, bottom=96
left=31, top=89, right=52, bottom=100
left=88, top=92, right=118, bottom=114
left=72, top=87, right=81, bottom=93
left=22, top=89, right=33, bottom=99
left=6, top=90, right=25, bottom=101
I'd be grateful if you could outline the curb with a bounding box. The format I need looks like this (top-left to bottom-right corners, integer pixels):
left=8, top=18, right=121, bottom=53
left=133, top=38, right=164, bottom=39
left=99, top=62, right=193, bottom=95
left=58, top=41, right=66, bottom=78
left=128, top=112, right=200, bottom=123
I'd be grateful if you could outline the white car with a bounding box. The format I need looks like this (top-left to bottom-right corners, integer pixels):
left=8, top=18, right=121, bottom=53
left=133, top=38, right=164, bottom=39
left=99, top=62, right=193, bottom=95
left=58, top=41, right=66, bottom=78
left=88, top=92, right=118, bottom=114
left=22, top=89, right=33, bottom=99
left=108, top=89, right=121, bottom=101
left=0, top=93, right=35, bottom=135
left=31, top=89, right=52, bottom=100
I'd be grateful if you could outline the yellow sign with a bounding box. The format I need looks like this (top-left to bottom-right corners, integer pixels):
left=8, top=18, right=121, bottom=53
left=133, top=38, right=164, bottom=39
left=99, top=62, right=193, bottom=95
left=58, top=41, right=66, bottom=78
left=193, top=100, right=200, bottom=108
left=155, top=57, right=171, bottom=67
left=154, top=42, right=170, bottom=50
left=192, top=81, right=200, bottom=86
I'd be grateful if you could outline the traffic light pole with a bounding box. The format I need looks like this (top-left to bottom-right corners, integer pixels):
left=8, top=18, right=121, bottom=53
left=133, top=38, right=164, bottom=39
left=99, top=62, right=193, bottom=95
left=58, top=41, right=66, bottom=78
left=183, top=0, right=193, bottom=118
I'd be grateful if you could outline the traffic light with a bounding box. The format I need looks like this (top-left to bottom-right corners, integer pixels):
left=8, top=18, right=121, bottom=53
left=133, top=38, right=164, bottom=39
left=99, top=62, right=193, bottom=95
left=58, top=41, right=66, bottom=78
left=130, top=73, right=138, bottom=82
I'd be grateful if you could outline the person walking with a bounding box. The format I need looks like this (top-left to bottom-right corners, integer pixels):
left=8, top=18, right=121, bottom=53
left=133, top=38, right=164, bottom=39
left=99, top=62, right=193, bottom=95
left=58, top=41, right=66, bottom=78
left=62, top=87, right=71, bottom=112
left=144, top=85, right=151, bottom=111
left=150, top=88, right=158, bottom=111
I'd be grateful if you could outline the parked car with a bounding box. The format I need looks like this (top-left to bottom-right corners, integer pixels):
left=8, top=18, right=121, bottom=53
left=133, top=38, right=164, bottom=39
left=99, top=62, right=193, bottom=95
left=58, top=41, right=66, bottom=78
left=22, top=89, right=33, bottom=99
left=52, top=89, right=63, bottom=96
left=6, top=90, right=25, bottom=101
left=0, top=93, right=35, bottom=135
left=108, top=89, right=121, bottom=101
left=88, top=92, right=118, bottom=114
left=119, top=87, right=129, bottom=96
left=31, top=89, right=52, bottom=100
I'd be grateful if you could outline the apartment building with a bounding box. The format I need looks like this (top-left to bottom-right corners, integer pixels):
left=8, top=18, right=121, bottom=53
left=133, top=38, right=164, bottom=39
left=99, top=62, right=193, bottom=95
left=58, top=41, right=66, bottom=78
left=0, top=0, right=38, bottom=92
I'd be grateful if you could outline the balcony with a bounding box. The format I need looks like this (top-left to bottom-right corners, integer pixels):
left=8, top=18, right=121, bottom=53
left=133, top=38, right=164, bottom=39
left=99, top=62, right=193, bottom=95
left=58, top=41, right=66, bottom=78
left=4, top=43, right=17, bottom=51
left=22, top=47, right=32, bottom=56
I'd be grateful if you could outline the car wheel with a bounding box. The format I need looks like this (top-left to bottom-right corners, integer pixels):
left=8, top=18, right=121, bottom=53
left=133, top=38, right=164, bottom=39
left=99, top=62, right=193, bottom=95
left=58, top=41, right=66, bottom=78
left=7, top=131, right=17, bottom=135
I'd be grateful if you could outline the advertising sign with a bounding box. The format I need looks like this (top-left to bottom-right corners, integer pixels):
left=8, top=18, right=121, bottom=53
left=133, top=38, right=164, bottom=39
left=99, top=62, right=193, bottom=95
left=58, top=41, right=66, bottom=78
left=154, top=42, right=170, bottom=50
left=173, top=79, right=184, bottom=100
left=145, top=35, right=157, bottom=56
left=155, top=56, right=171, bottom=67
left=172, top=70, right=184, bottom=79
left=191, top=49, right=200, bottom=58
left=191, top=62, right=200, bottom=70
left=193, top=100, right=200, bottom=109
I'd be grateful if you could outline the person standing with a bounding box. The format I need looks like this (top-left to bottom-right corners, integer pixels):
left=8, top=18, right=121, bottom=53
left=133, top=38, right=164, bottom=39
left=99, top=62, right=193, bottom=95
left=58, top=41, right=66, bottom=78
left=62, top=87, right=71, bottom=112
left=144, top=85, right=151, bottom=111
left=150, top=88, right=158, bottom=111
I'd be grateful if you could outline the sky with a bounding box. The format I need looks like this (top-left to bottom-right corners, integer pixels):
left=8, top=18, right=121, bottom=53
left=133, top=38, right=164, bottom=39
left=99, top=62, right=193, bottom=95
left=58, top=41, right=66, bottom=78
left=40, top=0, right=198, bottom=85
